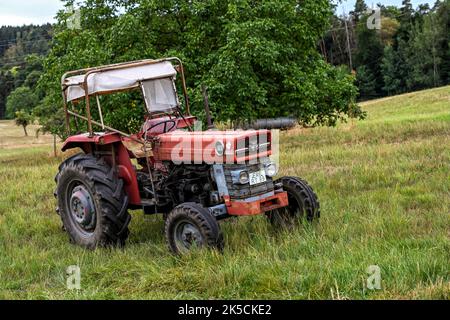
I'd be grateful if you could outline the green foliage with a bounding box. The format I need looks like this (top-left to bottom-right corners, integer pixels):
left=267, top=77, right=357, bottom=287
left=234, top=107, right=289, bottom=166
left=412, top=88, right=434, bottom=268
left=381, top=46, right=401, bottom=95
left=38, top=0, right=363, bottom=134
left=324, top=0, right=450, bottom=100
left=100, top=92, right=146, bottom=133
left=6, top=86, right=38, bottom=119
left=0, top=71, right=15, bottom=118
left=351, top=0, right=368, bottom=22
left=14, top=109, right=34, bottom=136
left=0, top=23, right=49, bottom=119
left=0, top=24, right=51, bottom=60
left=354, top=14, right=384, bottom=98
left=407, top=14, right=443, bottom=89
left=436, top=1, right=450, bottom=84
left=32, top=96, right=67, bottom=138
left=356, top=65, right=377, bottom=98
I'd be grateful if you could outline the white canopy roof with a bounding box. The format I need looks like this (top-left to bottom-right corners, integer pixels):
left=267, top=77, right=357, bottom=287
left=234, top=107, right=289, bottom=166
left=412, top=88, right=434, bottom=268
left=64, top=61, right=177, bottom=102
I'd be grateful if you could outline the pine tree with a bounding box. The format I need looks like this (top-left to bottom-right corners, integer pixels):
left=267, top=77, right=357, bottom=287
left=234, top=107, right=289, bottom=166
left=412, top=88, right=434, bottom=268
left=435, top=0, right=450, bottom=84
left=356, top=65, right=378, bottom=98
left=351, top=0, right=368, bottom=23
left=381, top=46, right=401, bottom=95
left=354, top=14, right=384, bottom=99
left=397, top=0, right=415, bottom=42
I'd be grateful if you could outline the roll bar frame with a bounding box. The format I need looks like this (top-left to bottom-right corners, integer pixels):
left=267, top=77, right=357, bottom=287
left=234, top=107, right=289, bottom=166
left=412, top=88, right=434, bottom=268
left=61, top=57, right=190, bottom=137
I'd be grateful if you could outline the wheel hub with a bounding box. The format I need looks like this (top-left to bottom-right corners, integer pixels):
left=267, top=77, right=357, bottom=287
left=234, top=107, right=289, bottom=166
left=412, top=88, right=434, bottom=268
left=70, top=185, right=95, bottom=229
left=177, top=223, right=202, bottom=249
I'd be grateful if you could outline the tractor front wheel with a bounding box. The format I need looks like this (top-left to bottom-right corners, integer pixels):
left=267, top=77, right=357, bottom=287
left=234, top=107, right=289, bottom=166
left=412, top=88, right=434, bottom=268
left=266, top=176, right=320, bottom=228
left=55, top=153, right=131, bottom=249
left=165, top=202, right=224, bottom=254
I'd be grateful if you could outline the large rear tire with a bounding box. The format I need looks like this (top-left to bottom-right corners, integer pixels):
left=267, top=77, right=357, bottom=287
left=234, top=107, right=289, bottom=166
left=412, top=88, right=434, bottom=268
left=55, top=153, right=131, bottom=249
left=266, top=176, right=320, bottom=228
left=165, top=202, right=224, bottom=254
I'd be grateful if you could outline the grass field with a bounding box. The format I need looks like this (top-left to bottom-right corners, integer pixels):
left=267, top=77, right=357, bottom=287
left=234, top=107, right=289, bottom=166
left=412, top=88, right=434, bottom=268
left=0, top=86, right=449, bottom=299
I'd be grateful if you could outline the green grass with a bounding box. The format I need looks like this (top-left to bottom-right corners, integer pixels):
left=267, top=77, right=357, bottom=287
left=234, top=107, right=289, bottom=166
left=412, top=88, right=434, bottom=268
left=0, top=86, right=449, bottom=299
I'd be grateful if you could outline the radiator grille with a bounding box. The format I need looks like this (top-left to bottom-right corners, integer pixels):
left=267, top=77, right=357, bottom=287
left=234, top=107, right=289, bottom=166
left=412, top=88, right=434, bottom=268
left=223, top=163, right=274, bottom=200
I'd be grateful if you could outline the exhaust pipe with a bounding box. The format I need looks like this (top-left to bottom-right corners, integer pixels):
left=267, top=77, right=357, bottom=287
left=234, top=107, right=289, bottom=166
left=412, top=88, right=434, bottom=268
left=236, top=117, right=297, bottom=130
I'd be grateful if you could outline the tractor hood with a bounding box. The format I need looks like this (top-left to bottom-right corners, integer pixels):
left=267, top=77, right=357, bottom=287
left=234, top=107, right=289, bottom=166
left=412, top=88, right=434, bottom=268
left=152, top=129, right=272, bottom=164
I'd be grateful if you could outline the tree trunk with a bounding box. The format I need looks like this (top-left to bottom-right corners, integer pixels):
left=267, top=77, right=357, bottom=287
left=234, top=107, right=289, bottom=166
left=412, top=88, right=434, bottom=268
left=23, top=125, right=28, bottom=136
left=53, top=134, right=57, bottom=158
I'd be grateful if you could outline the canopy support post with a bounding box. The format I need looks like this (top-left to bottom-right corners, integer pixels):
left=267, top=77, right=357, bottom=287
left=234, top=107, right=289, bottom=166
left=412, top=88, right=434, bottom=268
left=84, top=82, right=93, bottom=136
left=96, top=95, right=105, bottom=130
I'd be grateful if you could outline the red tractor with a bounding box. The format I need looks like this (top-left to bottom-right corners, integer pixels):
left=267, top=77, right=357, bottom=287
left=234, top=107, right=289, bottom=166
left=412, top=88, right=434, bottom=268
left=55, top=57, right=320, bottom=254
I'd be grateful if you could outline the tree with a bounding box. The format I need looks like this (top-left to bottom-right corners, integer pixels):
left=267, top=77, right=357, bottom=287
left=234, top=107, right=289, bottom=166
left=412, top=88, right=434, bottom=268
left=379, top=5, right=401, bottom=18
left=401, top=0, right=414, bottom=17
left=0, top=25, right=51, bottom=119
left=397, top=0, right=415, bottom=42
left=351, top=0, right=368, bottom=23
left=356, top=65, right=377, bottom=98
left=406, top=8, right=444, bottom=90
left=14, top=110, right=33, bottom=136
left=39, top=0, right=364, bottom=134
left=24, top=70, right=43, bottom=91
left=354, top=14, right=384, bottom=99
left=5, top=86, right=38, bottom=119
left=435, top=0, right=450, bottom=84
left=380, top=17, right=400, bottom=46
left=381, top=46, right=401, bottom=95
left=324, top=0, right=450, bottom=99
left=0, top=71, right=15, bottom=118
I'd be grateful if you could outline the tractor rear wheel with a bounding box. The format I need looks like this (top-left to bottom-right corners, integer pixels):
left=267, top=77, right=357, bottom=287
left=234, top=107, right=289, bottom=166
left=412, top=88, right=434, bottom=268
left=266, top=176, right=320, bottom=228
left=55, top=153, right=131, bottom=249
left=165, top=202, right=224, bottom=254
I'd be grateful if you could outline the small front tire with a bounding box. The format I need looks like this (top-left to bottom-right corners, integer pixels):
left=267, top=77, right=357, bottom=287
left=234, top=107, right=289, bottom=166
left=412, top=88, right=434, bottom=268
left=165, top=202, right=224, bottom=254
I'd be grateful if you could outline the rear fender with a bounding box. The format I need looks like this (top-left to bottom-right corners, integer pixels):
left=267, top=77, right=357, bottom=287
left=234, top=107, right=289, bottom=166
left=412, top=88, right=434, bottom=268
left=61, top=132, right=122, bottom=153
left=61, top=133, right=141, bottom=205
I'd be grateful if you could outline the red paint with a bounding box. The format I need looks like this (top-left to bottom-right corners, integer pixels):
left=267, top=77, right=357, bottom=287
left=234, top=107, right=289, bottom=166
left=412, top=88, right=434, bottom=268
left=224, top=192, right=289, bottom=216
left=62, top=126, right=275, bottom=209
left=114, top=142, right=141, bottom=205
left=62, top=132, right=122, bottom=151
left=153, top=130, right=272, bottom=164
left=61, top=132, right=141, bottom=205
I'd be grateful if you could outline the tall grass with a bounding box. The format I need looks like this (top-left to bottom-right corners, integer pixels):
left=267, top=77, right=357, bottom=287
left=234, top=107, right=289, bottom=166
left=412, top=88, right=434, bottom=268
left=0, top=86, right=449, bottom=299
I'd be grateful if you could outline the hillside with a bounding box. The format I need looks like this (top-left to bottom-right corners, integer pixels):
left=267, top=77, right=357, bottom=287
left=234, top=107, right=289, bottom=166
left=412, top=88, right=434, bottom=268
left=0, top=86, right=449, bottom=299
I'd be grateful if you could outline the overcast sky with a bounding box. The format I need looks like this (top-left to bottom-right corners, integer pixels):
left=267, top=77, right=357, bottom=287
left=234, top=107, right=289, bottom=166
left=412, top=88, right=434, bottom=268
left=338, top=0, right=434, bottom=13
left=0, top=0, right=64, bottom=26
left=0, top=0, right=435, bottom=27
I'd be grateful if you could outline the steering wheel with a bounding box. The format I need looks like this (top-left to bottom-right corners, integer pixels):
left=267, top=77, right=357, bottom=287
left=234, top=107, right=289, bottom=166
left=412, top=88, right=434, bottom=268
left=144, top=119, right=177, bottom=136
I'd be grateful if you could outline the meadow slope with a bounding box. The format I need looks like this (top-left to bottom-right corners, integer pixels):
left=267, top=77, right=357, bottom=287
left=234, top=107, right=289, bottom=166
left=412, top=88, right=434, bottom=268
left=0, top=86, right=449, bottom=299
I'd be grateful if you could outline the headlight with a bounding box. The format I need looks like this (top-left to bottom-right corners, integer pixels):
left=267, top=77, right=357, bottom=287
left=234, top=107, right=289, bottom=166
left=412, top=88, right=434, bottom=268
left=264, top=162, right=278, bottom=177
left=238, top=171, right=249, bottom=184
left=215, top=141, right=224, bottom=156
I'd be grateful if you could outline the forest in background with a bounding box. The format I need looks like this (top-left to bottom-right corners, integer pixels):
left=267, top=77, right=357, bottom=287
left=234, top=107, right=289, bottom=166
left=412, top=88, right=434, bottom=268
left=325, top=0, right=450, bottom=99
left=0, top=0, right=449, bottom=137
left=0, top=24, right=52, bottom=119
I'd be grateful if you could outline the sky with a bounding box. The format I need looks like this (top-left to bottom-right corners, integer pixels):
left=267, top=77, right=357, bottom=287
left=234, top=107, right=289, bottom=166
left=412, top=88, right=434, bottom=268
left=0, top=0, right=64, bottom=26
left=338, top=0, right=434, bottom=13
left=0, top=0, right=436, bottom=27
